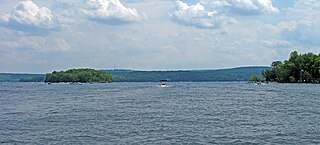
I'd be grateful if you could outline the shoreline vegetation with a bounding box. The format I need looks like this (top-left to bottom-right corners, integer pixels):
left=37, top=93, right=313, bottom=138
left=1, top=50, right=320, bottom=84
left=263, top=51, right=320, bottom=83
left=107, top=67, right=267, bottom=82
left=44, top=69, right=112, bottom=83
left=0, top=67, right=268, bottom=83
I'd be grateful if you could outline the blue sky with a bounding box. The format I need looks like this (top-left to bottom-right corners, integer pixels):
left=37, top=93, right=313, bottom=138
left=0, top=0, right=319, bottom=73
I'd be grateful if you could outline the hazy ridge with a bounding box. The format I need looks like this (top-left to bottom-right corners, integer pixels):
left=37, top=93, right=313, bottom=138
left=0, top=66, right=269, bottom=82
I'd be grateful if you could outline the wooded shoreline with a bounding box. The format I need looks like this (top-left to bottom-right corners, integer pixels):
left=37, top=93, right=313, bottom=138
left=263, top=51, right=320, bottom=83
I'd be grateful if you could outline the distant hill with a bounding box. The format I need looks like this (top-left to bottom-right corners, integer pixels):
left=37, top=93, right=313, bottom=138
left=0, top=66, right=270, bottom=82
left=104, top=69, right=134, bottom=73
left=107, top=66, right=270, bottom=82
left=0, top=73, right=45, bottom=82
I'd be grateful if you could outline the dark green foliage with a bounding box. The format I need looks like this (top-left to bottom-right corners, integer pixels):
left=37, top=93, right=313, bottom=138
left=250, top=74, right=261, bottom=82
left=45, top=69, right=112, bottom=83
left=263, top=51, right=320, bottom=83
left=108, top=67, right=268, bottom=82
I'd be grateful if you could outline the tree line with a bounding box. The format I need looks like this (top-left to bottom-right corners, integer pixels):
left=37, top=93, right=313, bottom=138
left=263, top=51, right=320, bottom=83
left=110, top=67, right=268, bottom=82
left=45, top=69, right=112, bottom=83
left=0, top=67, right=269, bottom=82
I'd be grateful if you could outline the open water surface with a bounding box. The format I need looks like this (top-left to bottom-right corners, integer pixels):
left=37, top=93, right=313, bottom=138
left=0, top=82, right=320, bottom=144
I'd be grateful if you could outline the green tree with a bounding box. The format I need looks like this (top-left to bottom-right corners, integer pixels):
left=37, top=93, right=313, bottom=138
left=250, top=74, right=261, bottom=82
left=264, top=51, right=320, bottom=83
left=45, top=69, right=112, bottom=83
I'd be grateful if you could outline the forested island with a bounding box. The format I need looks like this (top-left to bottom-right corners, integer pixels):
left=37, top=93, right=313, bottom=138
left=44, top=69, right=112, bottom=83
left=263, top=51, right=320, bottom=83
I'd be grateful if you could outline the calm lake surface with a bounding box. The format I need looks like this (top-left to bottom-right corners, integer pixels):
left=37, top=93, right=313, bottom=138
left=0, top=82, right=320, bottom=144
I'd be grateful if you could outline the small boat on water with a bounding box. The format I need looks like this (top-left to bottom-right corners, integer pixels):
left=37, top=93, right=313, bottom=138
left=255, top=82, right=262, bottom=85
left=254, top=81, right=268, bottom=85
left=160, top=80, right=167, bottom=87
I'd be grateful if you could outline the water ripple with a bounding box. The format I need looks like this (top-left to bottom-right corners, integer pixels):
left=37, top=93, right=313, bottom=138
left=0, top=82, right=320, bottom=144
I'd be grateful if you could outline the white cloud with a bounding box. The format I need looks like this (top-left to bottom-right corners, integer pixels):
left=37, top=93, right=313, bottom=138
left=2, top=0, right=319, bottom=72
left=0, top=0, right=56, bottom=31
left=265, top=21, right=298, bottom=33
left=287, top=0, right=320, bottom=23
left=171, top=0, right=278, bottom=29
left=239, top=0, right=279, bottom=14
left=0, top=14, right=9, bottom=23
left=263, top=40, right=291, bottom=48
left=265, top=20, right=320, bottom=47
left=264, top=0, right=320, bottom=47
left=171, top=1, right=237, bottom=29
left=200, top=0, right=279, bottom=15
left=83, top=0, right=140, bottom=24
left=0, top=36, right=70, bottom=52
left=299, top=0, right=320, bottom=9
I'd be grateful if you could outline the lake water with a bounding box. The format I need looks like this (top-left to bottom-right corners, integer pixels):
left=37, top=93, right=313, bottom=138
left=0, top=82, right=320, bottom=144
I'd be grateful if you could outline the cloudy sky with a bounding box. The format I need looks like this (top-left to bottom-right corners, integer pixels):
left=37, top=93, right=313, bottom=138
left=0, top=0, right=319, bottom=73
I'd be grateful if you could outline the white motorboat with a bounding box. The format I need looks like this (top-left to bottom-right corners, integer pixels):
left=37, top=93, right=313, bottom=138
left=160, top=80, right=167, bottom=87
